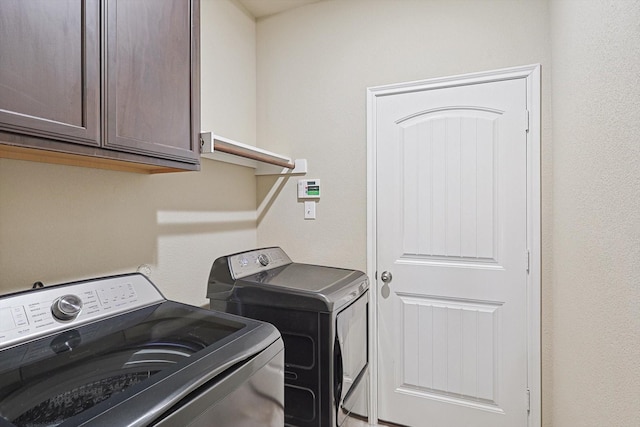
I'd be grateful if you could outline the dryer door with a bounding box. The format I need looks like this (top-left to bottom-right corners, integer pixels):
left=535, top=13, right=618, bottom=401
left=335, top=291, right=369, bottom=425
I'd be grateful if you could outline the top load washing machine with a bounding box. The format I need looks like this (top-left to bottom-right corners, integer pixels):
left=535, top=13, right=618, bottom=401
left=207, top=247, right=369, bottom=427
left=0, top=273, right=284, bottom=427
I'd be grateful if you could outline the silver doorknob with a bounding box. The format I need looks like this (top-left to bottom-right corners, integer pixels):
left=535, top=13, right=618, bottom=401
left=380, top=271, right=393, bottom=284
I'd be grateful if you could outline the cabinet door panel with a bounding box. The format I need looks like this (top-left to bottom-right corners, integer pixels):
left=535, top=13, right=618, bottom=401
left=0, top=0, right=100, bottom=146
left=105, top=0, right=199, bottom=163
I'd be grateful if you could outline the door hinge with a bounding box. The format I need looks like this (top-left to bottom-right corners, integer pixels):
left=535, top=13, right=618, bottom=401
left=525, top=110, right=530, bottom=133
left=526, top=388, right=531, bottom=413
left=526, top=250, right=530, bottom=273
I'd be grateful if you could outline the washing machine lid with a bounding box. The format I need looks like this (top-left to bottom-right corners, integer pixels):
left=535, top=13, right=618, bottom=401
left=0, top=277, right=280, bottom=427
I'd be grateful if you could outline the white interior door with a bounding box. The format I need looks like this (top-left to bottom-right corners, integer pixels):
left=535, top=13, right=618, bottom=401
left=374, top=75, right=531, bottom=427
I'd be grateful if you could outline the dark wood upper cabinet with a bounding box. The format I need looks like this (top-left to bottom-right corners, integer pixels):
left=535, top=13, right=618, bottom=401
left=0, top=0, right=101, bottom=147
left=104, top=0, right=200, bottom=164
left=0, top=0, right=200, bottom=173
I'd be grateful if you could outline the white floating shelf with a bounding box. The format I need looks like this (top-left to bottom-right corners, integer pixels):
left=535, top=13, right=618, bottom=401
left=200, top=132, right=307, bottom=176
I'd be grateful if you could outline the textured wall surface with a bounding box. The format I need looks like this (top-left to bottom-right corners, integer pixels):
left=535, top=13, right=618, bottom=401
left=550, top=1, right=640, bottom=425
left=0, top=159, right=256, bottom=306
left=201, top=0, right=256, bottom=144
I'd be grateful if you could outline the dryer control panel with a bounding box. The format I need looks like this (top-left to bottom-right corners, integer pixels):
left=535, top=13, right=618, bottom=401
left=228, top=247, right=292, bottom=279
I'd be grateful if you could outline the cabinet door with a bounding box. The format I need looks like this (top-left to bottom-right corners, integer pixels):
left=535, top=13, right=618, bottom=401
left=104, top=0, right=200, bottom=164
left=0, top=0, right=100, bottom=146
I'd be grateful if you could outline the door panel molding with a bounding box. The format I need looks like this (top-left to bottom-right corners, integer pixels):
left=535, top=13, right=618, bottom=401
left=396, top=106, right=504, bottom=125
left=398, top=112, right=500, bottom=262
left=367, top=64, right=541, bottom=427
left=397, top=293, right=503, bottom=406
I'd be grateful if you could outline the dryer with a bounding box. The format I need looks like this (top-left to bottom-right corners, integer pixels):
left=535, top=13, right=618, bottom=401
left=207, top=247, right=369, bottom=427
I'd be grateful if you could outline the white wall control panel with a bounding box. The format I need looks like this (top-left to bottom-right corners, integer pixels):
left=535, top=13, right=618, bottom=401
left=298, top=179, right=321, bottom=199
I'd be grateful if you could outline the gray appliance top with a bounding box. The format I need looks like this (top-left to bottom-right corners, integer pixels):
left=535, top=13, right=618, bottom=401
left=246, top=263, right=365, bottom=294
left=208, top=247, right=369, bottom=312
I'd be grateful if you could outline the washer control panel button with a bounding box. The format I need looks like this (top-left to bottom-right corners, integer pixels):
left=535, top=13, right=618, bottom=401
left=51, top=295, right=83, bottom=321
left=258, top=254, right=270, bottom=267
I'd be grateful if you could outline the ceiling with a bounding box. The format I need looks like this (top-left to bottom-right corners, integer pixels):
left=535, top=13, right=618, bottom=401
left=237, top=0, right=322, bottom=19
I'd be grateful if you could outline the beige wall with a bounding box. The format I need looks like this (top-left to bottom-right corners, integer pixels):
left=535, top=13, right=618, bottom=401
left=201, top=0, right=256, bottom=144
left=255, top=0, right=638, bottom=425
left=549, top=0, right=640, bottom=425
left=0, top=0, right=258, bottom=306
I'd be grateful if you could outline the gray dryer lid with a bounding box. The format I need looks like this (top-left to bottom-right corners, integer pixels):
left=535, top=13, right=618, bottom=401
left=248, top=263, right=362, bottom=293
left=236, top=263, right=368, bottom=312
left=207, top=247, right=369, bottom=312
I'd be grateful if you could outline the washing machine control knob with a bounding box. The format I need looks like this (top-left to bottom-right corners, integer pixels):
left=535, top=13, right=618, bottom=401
left=51, top=294, right=83, bottom=321
left=258, top=254, right=270, bottom=267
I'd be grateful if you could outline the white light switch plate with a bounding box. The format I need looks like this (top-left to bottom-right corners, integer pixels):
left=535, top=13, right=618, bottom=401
left=304, top=201, right=316, bottom=219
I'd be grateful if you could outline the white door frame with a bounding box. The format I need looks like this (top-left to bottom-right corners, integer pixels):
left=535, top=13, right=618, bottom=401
left=366, top=64, right=541, bottom=427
